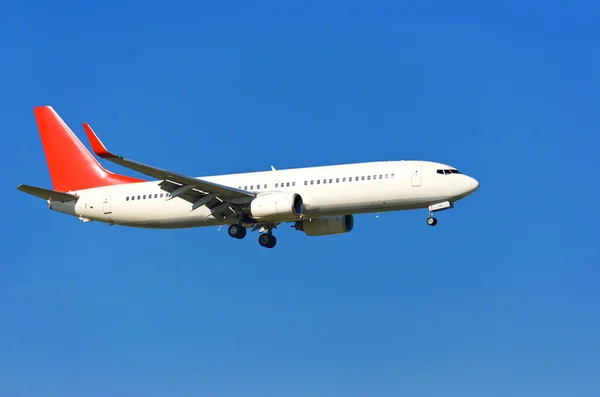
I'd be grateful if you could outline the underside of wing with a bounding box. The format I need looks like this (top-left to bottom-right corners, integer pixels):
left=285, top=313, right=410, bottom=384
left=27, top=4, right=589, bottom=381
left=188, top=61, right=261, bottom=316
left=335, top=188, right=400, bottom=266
left=158, top=180, right=255, bottom=222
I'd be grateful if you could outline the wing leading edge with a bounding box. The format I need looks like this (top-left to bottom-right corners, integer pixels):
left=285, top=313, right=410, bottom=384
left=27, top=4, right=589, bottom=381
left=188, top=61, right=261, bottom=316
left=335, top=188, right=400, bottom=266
left=83, top=123, right=255, bottom=220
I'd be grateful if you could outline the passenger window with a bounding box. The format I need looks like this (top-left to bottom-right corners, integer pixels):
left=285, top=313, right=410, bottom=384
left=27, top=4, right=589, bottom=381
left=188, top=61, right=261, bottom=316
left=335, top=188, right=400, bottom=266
left=385, top=174, right=388, bottom=179
left=323, top=179, right=326, bottom=184
left=143, top=195, right=146, bottom=199
left=160, top=193, right=163, bottom=198
left=126, top=196, right=129, bottom=201
left=311, top=180, right=314, bottom=185
left=292, top=182, right=296, bottom=186
left=250, top=185, right=253, bottom=190
left=256, top=185, right=260, bottom=190
left=367, top=175, right=371, bottom=180
left=391, top=173, right=395, bottom=178
left=286, top=182, right=290, bottom=187
left=336, top=178, right=339, bottom=183
left=275, top=183, right=278, bottom=188
left=304, top=181, right=308, bottom=185
left=379, top=175, right=382, bottom=179
left=361, top=176, right=365, bottom=181
left=264, top=184, right=267, bottom=188
left=317, top=180, right=320, bottom=184
left=349, top=177, right=353, bottom=182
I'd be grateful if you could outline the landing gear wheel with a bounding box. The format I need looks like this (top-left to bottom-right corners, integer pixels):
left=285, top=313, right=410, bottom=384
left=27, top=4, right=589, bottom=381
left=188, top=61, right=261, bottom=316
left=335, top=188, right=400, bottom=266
left=427, top=216, right=438, bottom=226
left=258, top=233, right=277, bottom=248
left=228, top=224, right=247, bottom=239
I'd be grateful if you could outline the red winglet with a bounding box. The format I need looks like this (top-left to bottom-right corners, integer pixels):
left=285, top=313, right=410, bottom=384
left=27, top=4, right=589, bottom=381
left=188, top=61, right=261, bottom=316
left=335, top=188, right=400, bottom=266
left=83, top=123, right=114, bottom=158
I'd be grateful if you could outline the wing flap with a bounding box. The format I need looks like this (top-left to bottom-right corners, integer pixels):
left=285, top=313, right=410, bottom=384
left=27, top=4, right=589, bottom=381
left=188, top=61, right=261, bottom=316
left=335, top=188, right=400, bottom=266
left=158, top=180, right=206, bottom=204
left=158, top=180, right=235, bottom=220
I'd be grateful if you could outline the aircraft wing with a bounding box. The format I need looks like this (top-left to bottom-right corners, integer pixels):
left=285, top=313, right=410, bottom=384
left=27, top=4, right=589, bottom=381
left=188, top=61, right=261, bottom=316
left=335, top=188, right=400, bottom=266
left=83, top=123, right=255, bottom=219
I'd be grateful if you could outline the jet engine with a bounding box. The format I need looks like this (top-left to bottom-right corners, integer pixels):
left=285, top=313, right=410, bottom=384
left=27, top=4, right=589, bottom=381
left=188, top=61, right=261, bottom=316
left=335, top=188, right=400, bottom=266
left=294, top=215, right=354, bottom=236
left=249, top=192, right=304, bottom=220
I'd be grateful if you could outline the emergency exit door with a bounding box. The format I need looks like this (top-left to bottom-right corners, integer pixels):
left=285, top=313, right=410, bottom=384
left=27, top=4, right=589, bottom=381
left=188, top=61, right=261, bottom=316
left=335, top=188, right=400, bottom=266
left=411, top=166, right=422, bottom=187
left=102, top=194, right=112, bottom=214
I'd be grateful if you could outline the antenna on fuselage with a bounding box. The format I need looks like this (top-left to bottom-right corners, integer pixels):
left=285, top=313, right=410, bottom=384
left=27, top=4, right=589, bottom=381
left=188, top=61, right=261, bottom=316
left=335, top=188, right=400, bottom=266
left=270, top=165, right=276, bottom=171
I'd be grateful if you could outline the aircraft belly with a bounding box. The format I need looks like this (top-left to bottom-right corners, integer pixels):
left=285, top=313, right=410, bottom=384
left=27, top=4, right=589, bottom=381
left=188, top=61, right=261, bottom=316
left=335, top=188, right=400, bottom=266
left=108, top=199, right=217, bottom=228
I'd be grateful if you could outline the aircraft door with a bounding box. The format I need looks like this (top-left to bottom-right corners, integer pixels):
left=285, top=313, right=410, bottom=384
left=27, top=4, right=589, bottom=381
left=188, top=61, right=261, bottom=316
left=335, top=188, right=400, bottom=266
left=411, top=166, right=422, bottom=187
left=102, top=193, right=112, bottom=214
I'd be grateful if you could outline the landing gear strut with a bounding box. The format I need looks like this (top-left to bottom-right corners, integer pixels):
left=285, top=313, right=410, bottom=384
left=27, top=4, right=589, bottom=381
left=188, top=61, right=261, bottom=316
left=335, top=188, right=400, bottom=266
left=228, top=223, right=247, bottom=239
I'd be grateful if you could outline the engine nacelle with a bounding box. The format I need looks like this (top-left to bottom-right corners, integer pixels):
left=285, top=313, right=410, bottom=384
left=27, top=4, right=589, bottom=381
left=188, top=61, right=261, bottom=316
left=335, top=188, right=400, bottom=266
left=249, top=192, right=304, bottom=220
left=294, top=215, right=354, bottom=236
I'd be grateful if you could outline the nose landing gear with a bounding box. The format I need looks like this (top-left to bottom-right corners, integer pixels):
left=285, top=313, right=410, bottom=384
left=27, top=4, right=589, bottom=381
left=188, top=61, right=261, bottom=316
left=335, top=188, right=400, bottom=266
left=426, top=201, right=454, bottom=226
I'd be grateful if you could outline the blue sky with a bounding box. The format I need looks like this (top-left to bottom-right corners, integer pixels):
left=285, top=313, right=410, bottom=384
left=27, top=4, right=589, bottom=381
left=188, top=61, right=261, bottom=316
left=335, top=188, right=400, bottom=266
left=2, top=0, right=599, bottom=396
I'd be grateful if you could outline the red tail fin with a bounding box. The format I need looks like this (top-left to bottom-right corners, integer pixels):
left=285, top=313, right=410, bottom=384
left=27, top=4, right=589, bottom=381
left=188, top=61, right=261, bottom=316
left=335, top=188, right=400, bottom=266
left=34, top=106, right=144, bottom=192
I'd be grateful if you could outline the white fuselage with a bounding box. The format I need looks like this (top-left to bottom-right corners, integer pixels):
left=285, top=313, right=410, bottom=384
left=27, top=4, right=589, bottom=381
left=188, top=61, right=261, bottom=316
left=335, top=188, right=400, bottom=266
left=50, top=160, right=479, bottom=228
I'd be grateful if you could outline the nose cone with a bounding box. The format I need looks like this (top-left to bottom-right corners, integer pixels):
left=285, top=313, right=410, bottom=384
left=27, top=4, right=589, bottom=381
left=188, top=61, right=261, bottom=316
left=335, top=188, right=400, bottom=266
left=464, top=176, right=479, bottom=195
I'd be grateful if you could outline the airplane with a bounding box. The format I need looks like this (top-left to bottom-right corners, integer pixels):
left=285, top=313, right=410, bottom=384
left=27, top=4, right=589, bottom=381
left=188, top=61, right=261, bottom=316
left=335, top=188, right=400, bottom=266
left=17, top=106, right=480, bottom=248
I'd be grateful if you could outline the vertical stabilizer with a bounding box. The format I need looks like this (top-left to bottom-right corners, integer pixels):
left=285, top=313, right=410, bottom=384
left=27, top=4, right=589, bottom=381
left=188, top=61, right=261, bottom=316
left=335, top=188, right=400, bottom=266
left=34, top=106, right=144, bottom=192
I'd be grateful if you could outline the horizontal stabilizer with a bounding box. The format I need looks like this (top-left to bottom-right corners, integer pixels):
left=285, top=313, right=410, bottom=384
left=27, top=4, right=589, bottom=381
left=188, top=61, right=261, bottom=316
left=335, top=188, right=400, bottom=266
left=17, top=184, right=79, bottom=202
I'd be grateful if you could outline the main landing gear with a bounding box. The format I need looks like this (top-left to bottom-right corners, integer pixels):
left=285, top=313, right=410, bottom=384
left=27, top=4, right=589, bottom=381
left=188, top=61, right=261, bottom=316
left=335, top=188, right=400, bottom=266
left=228, top=223, right=247, bottom=239
left=228, top=223, right=277, bottom=248
left=426, top=201, right=454, bottom=227
left=258, top=232, right=277, bottom=249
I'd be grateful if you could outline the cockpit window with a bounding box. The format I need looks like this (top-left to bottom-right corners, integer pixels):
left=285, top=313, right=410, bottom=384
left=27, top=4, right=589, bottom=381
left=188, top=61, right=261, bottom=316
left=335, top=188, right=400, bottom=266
left=437, top=169, right=461, bottom=175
